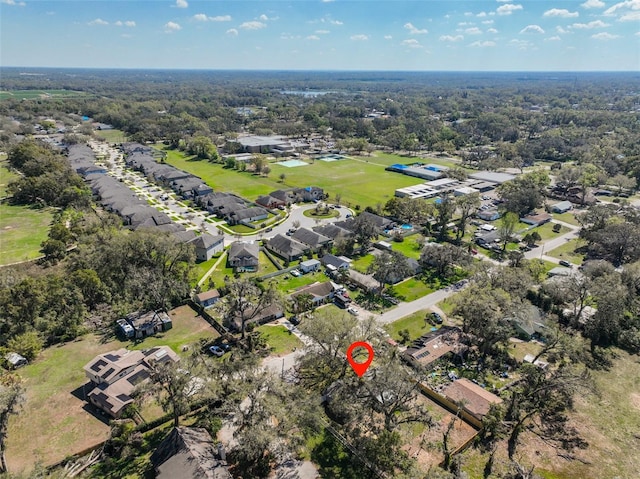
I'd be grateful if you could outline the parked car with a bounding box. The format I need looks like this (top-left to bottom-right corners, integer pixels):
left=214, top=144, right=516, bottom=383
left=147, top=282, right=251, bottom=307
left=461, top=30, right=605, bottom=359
left=290, top=316, right=301, bottom=326
left=208, top=345, right=225, bottom=357
left=430, top=312, right=443, bottom=324
left=347, top=306, right=359, bottom=316
left=559, top=260, right=572, bottom=267
left=291, top=269, right=301, bottom=277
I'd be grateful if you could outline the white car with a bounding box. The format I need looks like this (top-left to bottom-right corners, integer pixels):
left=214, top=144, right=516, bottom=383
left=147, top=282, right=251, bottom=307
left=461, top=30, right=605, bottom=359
left=291, top=270, right=301, bottom=277
left=347, top=306, right=359, bottom=316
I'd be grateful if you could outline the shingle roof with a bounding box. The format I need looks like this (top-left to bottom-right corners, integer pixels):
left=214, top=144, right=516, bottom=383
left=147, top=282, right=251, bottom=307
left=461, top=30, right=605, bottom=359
left=292, top=228, right=331, bottom=248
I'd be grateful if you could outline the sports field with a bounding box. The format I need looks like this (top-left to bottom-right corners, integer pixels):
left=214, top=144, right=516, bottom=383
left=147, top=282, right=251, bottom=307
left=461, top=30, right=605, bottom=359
left=0, top=89, right=86, bottom=100
left=158, top=146, right=424, bottom=209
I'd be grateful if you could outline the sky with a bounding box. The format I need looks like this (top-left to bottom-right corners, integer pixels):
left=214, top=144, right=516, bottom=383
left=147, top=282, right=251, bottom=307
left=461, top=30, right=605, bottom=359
left=1, top=0, right=639, bottom=71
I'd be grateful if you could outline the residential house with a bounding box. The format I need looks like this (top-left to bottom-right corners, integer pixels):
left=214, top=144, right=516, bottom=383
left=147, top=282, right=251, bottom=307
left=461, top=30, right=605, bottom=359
left=551, top=200, right=573, bottom=214
left=292, top=228, right=332, bottom=252
left=441, top=378, right=503, bottom=421
left=255, top=195, right=286, bottom=209
left=227, top=241, right=260, bottom=272
left=521, top=212, right=552, bottom=226
left=270, top=189, right=299, bottom=205
left=297, top=186, right=325, bottom=202
left=150, top=427, right=232, bottom=479
left=320, top=253, right=351, bottom=271
left=227, top=303, right=284, bottom=332
left=300, top=259, right=321, bottom=274
left=313, top=223, right=353, bottom=241
left=266, top=234, right=308, bottom=262
left=195, top=289, right=220, bottom=308
left=125, top=310, right=173, bottom=339
left=189, top=233, right=225, bottom=261
left=83, top=346, right=179, bottom=418
left=477, top=209, right=501, bottom=221
left=227, top=206, right=269, bottom=226
left=290, top=281, right=335, bottom=309
left=507, top=304, right=547, bottom=340
left=403, top=326, right=465, bottom=369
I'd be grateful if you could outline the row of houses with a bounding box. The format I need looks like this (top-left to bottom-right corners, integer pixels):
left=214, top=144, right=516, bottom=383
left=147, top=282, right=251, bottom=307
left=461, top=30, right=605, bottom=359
left=67, top=144, right=224, bottom=261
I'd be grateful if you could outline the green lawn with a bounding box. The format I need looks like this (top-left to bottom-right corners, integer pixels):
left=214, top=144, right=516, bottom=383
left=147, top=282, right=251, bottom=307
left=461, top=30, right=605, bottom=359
left=547, top=238, right=587, bottom=265
left=255, top=324, right=303, bottom=355
left=158, top=146, right=421, bottom=209
left=388, top=277, right=434, bottom=302
left=0, top=89, right=86, bottom=100
left=205, top=251, right=278, bottom=289
left=534, top=222, right=571, bottom=240
left=192, top=256, right=221, bottom=286
left=390, top=234, right=424, bottom=259
left=0, top=203, right=53, bottom=265
left=0, top=157, right=19, bottom=197
left=552, top=211, right=581, bottom=226
left=350, top=254, right=375, bottom=273
left=6, top=305, right=217, bottom=473
left=384, top=309, right=434, bottom=342
left=94, top=128, right=127, bottom=143
left=268, top=270, right=326, bottom=295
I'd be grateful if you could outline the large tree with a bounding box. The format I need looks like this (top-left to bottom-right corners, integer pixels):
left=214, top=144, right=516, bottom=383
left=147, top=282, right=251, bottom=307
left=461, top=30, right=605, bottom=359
left=367, top=251, right=412, bottom=292
left=224, top=278, right=280, bottom=339
left=454, top=193, right=481, bottom=242
left=420, top=242, right=471, bottom=279
left=497, top=170, right=549, bottom=217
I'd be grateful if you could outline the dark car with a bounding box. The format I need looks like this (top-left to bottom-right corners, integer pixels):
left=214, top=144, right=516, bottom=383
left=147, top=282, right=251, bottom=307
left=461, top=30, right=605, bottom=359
left=431, top=312, right=443, bottom=324
left=290, top=316, right=301, bottom=326
left=559, top=260, right=572, bottom=267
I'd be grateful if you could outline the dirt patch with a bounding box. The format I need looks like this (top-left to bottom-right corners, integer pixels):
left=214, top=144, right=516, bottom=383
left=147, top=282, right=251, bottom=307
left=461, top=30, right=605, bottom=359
left=630, top=392, right=640, bottom=410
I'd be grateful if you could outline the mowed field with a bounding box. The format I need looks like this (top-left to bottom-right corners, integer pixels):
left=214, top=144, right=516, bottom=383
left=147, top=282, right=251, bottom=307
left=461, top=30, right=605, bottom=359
left=0, top=203, right=53, bottom=265
left=158, top=146, right=427, bottom=209
left=6, top=305, right=219, bottom=474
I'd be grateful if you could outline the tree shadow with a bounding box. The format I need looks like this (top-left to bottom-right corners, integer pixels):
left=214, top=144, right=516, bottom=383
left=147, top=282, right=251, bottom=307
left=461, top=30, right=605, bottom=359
left=71, top=383, right=112, bottom=425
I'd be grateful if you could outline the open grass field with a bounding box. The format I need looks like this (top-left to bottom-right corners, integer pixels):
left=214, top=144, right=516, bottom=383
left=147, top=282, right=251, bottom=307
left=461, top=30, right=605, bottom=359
left=158, top=146, right=421, bottom=209
left=552, top=210, right=582, bottom=226
left=94, top=128, right=127, bottom=143
left=390, top=234, right=424, bottom=259
left=534, top=221, right=571, bottom=240
left=255, top=324, right=303, bottom=356
left=0, top=203, right=53, bottom=265
left=268, top=270, right=327, bottom=295
left=350, top=254, right=374, bottom=273
left=384, top=309, right=433, bottom=342
left=205, top=251, right=279, bottom=289
left=0, top=89, right=87, bottom=100
left=5, top=305, right=218, bottom=473
left=547, top=237, right=587, bottom=265
left=0, top=156, right=19, bottom=197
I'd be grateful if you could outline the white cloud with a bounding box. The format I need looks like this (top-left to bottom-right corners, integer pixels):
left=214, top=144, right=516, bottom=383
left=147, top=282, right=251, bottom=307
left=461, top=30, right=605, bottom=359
left=509, top=39, right=533, bottom=49
left=482, top=20, right=495, bottom=24
left=88, top=18, right=108, bottom=26
left=604, top=0, right=640, bottom=16
left=239, top=21, right=266, bottom=30
left=1, top=0, right=26, bottom=6
left=496, top=0, right=511, bottom=2
left=306, top=35, right=320, bottom=40
left=124, top=20, right=136, bottom=27
left=351, top=34, right=369, bottom=40
left=620, top=11, right=640, bottom=19
left=636, top=31, right=640, bottom=35
left=175, top=0, right=188, bottom=8
left=477, top=12, right=487, bottom=17
left=328, top=19, right=343, bottom=25
left=404, top=22, right=428, bottom=34
left=592, top=31, right=621, bottom=39
left=465, top=27, right=482, bottom=35
left=581, top=0, right=605, bottom=7
left=487, top=28, right=499, bottom=33
left=114, top=20, right=123, bottom=26
left=440, top=34, right=464, bottom=42
left=315, top=30, right=330, bottom=34
left=520, top=24, right=545, bottom=34
left=571, top=20, right=611, bottom=28
left=259, top=14, right=268, bottom=21
left=384, top=35, right=393, bottom=39
left=497, top=4, right=523, bottom=15
left=226, top=28, right=238, bottom=36
left=402, top=39, right=422, bottom=47
left=164, top=21, right=181, bottom=32
left=546, top=35, right=562, bottom=40
left=556, top=26, right=569, bottom=33
left=194, top=14, right=231, bottom=22
left=464, top=11, right=473, bottom=16
left=543, top=8, right=579, bottom=17
left=470, top=40, right=496, bottom=47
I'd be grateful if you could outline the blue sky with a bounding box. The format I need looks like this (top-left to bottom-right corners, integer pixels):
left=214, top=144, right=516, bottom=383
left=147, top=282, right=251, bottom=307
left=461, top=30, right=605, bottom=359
left=1, top=0, right=638, bottom=70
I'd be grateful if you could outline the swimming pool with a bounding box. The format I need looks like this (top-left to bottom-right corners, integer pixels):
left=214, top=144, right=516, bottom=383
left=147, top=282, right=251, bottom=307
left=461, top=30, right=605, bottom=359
left=401, top=224, right=413, bottom=230
left=277, top=159, right=308, bottom=167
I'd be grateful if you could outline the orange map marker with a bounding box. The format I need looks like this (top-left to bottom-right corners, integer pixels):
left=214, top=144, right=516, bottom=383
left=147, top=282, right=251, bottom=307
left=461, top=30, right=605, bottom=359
left=346, top=341, right=374, bottom=377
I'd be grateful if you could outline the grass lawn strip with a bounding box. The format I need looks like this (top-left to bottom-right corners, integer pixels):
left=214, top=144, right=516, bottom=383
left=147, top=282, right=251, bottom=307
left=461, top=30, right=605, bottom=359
left=5, top=305, right=218, bottom=473
left=0, top=203, right=53, bottom=265
left=255, top=324, right=303, bottom=356
left=546, top=238, right=587, bottom=265
left=384, top=309, right=433, bottom=342
left=390, top=277, right=434, bottom=302
left=0, top=156, right=19, bottom=197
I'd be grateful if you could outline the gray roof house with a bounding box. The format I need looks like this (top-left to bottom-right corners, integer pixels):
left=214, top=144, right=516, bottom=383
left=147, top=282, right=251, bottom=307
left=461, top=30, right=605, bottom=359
left=313, top=223, right=354, bottom=240
left=291, top=228, right=332, bottom=251
left=151, top=427, right=232, bottom=479
left=227, top=206, right=269, bottom=225
left=228, top=241, right=260, bottom=272
left=266, top=234, right=308, bottom=262
left=189, top=233, right=224, bottom=262
left=321, top=253, right=351, bottom=270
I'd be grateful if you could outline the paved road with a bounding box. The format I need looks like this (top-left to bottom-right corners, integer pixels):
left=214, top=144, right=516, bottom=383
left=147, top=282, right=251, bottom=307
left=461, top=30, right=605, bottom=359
left=524, top=220, right=580, bottom=264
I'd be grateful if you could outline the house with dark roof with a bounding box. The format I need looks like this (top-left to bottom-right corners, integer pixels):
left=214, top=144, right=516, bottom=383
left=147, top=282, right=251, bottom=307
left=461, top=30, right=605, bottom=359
left=227, top=303, right=284, bottom=332
left=292, top=228, right=332, bottom=252
left=151, top=427, right=232, bottom=479
left=256, top=194, right=286, bottom=209
left=321, top=253, right=351, bottom=270
left=313, top=223, right=354, bottom=241
left=297, top=186, right=325, bottom=202
left=265, top=234, right=308, bottom=262
left=189, top=233, right=224, bottom=261
left=195, top=289, right=220, bottom=308
left=441, top=378, right=503, bottom=421
left=227, top=206, right=269, bottom=226
left=228, top=241, right=260, bottom=272
left=124, top=310, right=173, bottom=339
left=83, top=346, right=179, bottom=418
left=269, top=189, right=299, bottom=205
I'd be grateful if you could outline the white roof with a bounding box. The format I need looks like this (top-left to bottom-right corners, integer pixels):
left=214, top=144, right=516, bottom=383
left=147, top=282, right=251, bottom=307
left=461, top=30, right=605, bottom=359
left=427, top=178, right=458, bottom=188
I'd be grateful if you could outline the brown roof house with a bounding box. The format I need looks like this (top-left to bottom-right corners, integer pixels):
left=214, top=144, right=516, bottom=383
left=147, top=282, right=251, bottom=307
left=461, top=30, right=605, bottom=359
left=403, top=326, right=465, bottom=369
left=151, top=426, right=232, bottom=479
left=265, top=234, right=308, bottom=262
left=195, top=289, right=220, bottom=309
left=441, top=378, right=503, bottom=421
left=83, top=346, right=179, bottom=418
left=290, top=281, right=336, bottom=309
left=227, top=241, right=259, bottom=273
